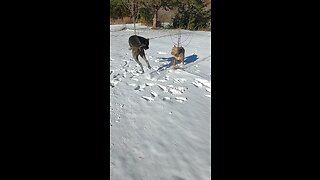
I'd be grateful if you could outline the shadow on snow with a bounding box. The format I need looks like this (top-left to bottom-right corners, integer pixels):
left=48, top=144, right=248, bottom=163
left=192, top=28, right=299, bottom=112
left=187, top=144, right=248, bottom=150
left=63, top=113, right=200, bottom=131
left=156, top=54, right=199, bottom=71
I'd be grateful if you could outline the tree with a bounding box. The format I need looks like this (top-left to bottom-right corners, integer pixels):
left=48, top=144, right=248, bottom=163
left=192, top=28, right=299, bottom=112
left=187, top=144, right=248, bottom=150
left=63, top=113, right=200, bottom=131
left=121, top=0, right=140, bottom=34
left=139, top=0, right=174, bottom=28
left=172, top=0, right=210, bottom=30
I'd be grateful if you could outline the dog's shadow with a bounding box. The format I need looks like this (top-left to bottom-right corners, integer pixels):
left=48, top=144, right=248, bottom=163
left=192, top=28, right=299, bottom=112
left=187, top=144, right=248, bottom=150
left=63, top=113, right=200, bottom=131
left=157, top=54, right=199, bottom=71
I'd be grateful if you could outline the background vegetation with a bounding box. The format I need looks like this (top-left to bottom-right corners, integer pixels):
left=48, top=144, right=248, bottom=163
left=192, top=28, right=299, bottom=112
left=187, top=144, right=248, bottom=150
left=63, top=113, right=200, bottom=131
left=110, top=0, right=211, bottom=31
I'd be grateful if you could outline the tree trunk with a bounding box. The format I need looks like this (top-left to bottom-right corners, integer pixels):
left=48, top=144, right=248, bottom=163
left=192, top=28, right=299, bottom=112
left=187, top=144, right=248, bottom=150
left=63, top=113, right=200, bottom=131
left=132, top=0, right=136, bottom=34
left=152, top=9, right=158, bottom=29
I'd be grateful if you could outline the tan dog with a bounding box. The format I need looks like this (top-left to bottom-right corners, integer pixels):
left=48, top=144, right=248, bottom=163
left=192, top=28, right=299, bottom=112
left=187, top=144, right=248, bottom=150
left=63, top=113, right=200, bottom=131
left=171, top=45, right=185, bottom=67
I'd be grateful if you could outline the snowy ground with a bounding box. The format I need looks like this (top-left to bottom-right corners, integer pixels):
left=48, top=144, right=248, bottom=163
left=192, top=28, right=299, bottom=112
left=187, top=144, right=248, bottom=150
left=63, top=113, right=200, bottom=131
left=110, top=24, right=211, bottom=180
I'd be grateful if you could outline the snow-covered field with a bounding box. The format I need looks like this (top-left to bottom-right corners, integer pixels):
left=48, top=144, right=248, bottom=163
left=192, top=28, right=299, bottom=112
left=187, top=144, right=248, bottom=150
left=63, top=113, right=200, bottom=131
left=110, top=24, right=211, bottom=180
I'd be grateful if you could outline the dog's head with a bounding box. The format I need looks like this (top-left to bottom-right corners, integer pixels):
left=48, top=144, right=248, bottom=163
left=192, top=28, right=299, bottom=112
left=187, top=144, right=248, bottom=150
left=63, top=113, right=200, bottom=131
left=141, top=38, right=149, bottom=50
left=171, top=45, right=180, bottom=56
left=136, top=35, right=149, bottom=50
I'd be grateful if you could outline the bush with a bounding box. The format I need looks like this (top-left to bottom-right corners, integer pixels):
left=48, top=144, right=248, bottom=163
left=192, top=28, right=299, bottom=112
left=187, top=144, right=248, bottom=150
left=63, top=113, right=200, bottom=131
left=110, top=0, right=131, bottom=19
left=138, top=7, right=153, bottom=26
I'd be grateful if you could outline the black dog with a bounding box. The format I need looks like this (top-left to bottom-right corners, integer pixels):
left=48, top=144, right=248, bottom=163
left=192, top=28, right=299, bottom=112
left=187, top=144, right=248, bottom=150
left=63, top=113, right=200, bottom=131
left=128, top=35, right=151, bottom=73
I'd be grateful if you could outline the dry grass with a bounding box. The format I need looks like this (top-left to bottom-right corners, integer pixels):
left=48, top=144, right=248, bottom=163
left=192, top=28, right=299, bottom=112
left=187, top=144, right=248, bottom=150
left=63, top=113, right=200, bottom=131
left=110, top=17, right=132, bottom=25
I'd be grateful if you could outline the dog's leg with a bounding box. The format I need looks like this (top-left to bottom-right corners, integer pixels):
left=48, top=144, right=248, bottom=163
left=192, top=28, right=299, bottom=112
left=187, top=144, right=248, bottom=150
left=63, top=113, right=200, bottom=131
left=132, top=50, right=144, bottom=73
left=172, top=57, right=176, bottom=67
left=181, top=54, right=185, bottom=65
left=139, top=49, right=151, bottom=69
left=181, top=49, right=185, bottom=65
